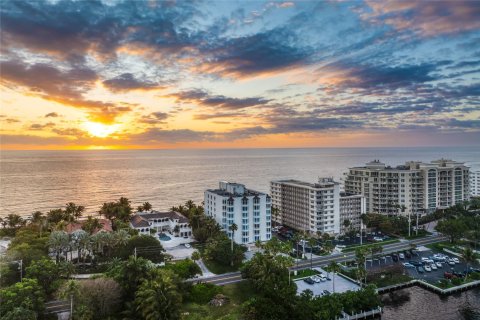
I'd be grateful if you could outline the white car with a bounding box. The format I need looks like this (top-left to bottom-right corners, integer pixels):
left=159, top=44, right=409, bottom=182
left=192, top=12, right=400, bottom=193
left=424, top=265, right=432, bottom=272
left=184, top=243, right=191, bottom=248
left=430, top=263, right=437, bottom=270
left=436, top=262, right=443, bottom=268
left=452, top=257, right=460, bottom=264
left=448, top=259, right=455, bottom=266
left=421, top=257, right=430, bottom=262
left=319, top=274, right=327, bottom=282
left=399, top=253, right=405, bottom=259
left=373, top=237, right=383, bottom=242
left=403, top=262, right=414, bottom=268
left=311, top=275, right=321, bottom=283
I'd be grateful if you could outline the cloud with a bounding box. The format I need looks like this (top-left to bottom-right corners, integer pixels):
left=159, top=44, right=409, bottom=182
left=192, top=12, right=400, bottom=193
left=363, top=0, right=480, bottom=37
left=168, top=89, right=270, bottom=110
left=103, top=73, right=158, bottom=92
left=130, top=128, right=215, bottom=143
left=29, top=122, right=55, bottom=130
left=193, top=112, right=245, bottom=120
left=45, top=112, right=60, bottom=118
left=139, top=112, right=170, bottom=124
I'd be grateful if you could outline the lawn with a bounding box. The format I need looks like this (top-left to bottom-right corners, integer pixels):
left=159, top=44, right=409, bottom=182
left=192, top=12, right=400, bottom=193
left=203, top=258, right=241, bottom=274
left=181, top=281, right=256, bottom=320
left=292, top=268, right=320, bottom=280
left=342, top=239, right=400, bottom=252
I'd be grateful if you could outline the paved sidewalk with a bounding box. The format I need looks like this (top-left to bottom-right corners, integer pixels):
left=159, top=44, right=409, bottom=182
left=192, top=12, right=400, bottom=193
left=196, top=259, right=216, bottom=277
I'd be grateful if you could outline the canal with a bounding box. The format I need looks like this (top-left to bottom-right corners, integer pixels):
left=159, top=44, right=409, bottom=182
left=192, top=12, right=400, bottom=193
left=381, top=286, right=480, bottom=320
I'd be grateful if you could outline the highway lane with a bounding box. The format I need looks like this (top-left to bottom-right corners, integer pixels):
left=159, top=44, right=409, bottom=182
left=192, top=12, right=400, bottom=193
left=192, top=235, right=446, bottom=286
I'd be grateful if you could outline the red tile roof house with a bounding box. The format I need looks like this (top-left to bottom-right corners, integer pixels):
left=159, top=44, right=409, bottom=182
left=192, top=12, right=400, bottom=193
left=65, top=218, right=113, bottom=234
left=129, top=211, right=192, bottom=237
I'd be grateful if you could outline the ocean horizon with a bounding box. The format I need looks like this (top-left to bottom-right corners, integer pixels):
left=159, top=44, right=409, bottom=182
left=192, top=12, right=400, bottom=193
left=1, top=146, right=479, bottom=217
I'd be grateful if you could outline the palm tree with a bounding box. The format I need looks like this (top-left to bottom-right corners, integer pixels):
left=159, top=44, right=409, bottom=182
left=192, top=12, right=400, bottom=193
left=191, top=251, right=201, bottom=263
left=0, top=217, right=7, bottom=229
left=137, top=206, right=144, bottom=212
left=292, top=233, right=302, bottom=268
left=82, top=216, right=102, bottom=235
left=355, top=248, right=367, bottom=284
left=135, top=271, right=182, bottom=320
left=229, top=223, right=238, bottom=253
left=115, top=229, right=131, bottom=247
left=308, top=237, right=316, bottom=269
left=142, top=202, right=152, bottom=212
left=49, top=231, right=69, bottom=262
left=271, top=206, right=280, bottom=227
left=31, top=211, right=44, bottom=224
left=65, top=202, right=85, bottom=222
left=462, top=247, right=478, bottom=282
left=6, top=214, right=23, bottom=228
left=329, top=261, right=341, bottom=293
left=185, top=200, right=195, bottom=211
left=71, top=230, right=88, bottom=264
left=173, top=225, right=180, bottom=237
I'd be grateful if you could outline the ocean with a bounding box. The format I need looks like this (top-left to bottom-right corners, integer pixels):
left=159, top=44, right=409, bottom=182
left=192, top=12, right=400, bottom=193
left=1, top=147, right=479, bottom=217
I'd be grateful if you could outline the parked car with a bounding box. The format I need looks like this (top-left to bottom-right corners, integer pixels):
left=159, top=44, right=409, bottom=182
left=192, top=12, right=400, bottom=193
left=409, top=260, right=422, bottom=267
left=417, top=266, right=425, bottom=273
left=421, top=257, right=430, bottom=262
left=323, top=290, right=331, bottom=295
left=452, top=271, right=465, bottom=278
left=444, top=272, right=456, bottom=279
left=319, top=274, right=327, bottom=282
left=447, top=259, right=456, bottom=266
left=436, top=262, right=443, bottom=268
left=304, top=277, right=315, bottom=285
left=404, top=251, right=412, bottom=259
left=423, top=259, right=434, bottom=264
left=373, top=237, right=383, bottom=242
left=424, top=265, right=432, bottom=272
left=399, top=253, right=405, bottom=260
left=326, top=275, right=332, bottom=281
left=452, top=257, right=460, bottom=264
left=392, top=254, right=399, bottom=262
left=184, top=243, right=191, bottom=248
left=430, top=263, right=437, bottom=270
left=403, top=262, right=415, bottom=268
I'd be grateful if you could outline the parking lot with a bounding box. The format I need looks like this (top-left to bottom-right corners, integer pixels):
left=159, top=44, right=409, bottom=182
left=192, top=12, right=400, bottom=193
left=295, top=267, right=360, bottom=296
left=365, top=246, right=473, bottom=283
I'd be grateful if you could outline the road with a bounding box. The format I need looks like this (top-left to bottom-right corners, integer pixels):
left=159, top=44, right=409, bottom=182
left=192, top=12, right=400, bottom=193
left=192, top=235, right=447, bottom=286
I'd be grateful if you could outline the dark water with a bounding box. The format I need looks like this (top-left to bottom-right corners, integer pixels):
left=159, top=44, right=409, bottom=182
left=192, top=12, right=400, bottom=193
left=1, top=147, right=479, bottom=217
left=381, top=286, right=480, bottom=320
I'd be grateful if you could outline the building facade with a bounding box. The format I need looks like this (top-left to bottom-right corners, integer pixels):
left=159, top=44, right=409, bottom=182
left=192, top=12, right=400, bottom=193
left=344, top=159, right=470, bottom=216
left=204, top=181, right=271, bottom=244
left=471, top=170, right=480, bottom=197
left=271, top=178, right=342, bottom=235
left=339, top=193, right=366, bottom=235
left=130, top=211, right=192, bottom=237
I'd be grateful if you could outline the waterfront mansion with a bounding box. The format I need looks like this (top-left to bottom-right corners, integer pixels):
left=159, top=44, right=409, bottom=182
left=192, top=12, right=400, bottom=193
left=129, top=211, right=192, bottom=237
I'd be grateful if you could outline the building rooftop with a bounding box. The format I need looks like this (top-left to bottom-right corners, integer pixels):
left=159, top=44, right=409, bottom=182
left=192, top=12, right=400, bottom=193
left=206, top=181, right=266, bottom=197
left=349, top=159, right=467, bottom=171
left=272, top=178, right=339, bottom=188
left=65, top=218, right=113, bottom=234
left=130, top=210, right=189, bottom=228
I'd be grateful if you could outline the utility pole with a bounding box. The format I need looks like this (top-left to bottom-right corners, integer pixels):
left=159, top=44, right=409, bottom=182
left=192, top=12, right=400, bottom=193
left=70, top=294, right=73, bottom=320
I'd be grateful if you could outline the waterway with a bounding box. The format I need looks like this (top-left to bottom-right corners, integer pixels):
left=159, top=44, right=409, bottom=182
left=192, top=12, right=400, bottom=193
left=381, top=286, right=480, bottom=320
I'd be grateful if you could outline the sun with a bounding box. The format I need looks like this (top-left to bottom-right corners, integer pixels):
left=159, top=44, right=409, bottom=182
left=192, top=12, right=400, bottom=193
left=83, top=121, right=119, bottom=138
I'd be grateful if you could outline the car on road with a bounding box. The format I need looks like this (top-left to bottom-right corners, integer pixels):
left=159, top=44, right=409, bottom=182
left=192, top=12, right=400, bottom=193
left=417, top=266, right=425, bottom=273
left=399, top=253, right=405, bottom=260
left=436, top=262, right=443, bottom=268
left=424, top=265, right=432, bottom=272
left=430, top=263, right=437, bottom=270
left=304, top=277, right=315, bottom=285
left=184, top=243, right=191, bottom=248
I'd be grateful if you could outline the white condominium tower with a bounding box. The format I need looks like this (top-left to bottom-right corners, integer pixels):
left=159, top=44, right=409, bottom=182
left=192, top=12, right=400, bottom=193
left=344, top=159, right=470, bottom=216
left=471, top=170, right=480, bottom=197
left=271, top=178, right=342, bottom=235
left=204, top=181, right=272, bottom=244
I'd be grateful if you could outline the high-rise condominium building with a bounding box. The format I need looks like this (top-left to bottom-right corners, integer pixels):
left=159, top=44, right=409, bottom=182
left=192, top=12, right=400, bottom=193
left=471, top=170, right=480, bottom=197
left=271, top=178, right=363, bottom=235
left=204, top=181, right=271, bottom=244
left=344, top=159, right=470, bottom=216
left=339, top=192, right=366, bottom=235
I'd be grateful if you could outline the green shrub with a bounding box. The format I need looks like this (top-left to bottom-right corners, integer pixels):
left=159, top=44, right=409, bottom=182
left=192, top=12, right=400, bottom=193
left=451, top=278, right=462, bottom=286
left=188, top=283, right=221, bottom=304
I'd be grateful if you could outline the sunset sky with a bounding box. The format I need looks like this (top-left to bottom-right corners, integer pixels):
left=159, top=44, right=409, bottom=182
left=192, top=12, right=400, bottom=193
left=1, top=0, right=479, bottom=150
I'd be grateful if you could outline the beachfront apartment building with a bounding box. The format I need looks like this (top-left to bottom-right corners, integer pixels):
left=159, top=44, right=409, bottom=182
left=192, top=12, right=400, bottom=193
left=339, top=192, right=366, bottom=235
left=470, top=170, right=480, bottom=197
left=344, top=159, right=470, bottom=216
left=129, top=211, right=192, bottom=237
left=271, top=178, right=341, bottom=235
left=204, top=181, right=272, bottom=244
